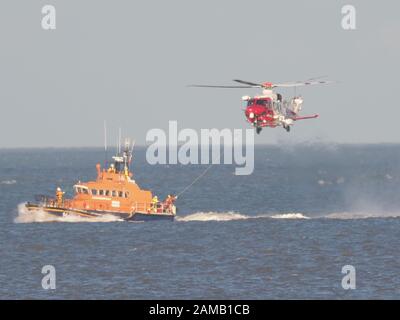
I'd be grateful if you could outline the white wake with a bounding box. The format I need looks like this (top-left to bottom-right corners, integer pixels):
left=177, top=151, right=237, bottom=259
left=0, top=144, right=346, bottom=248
left=15, top=203, right=400, bottom=223
left=0, top=179, right=17, bottom=185
left=15, top=203, right=123, bottom=223
left=324, top=211, right=400, bottom=219
left=176, top=211, right=400, bottom=222
left=270, top=213, right=310, bottom=219
left=176, top=211, right=250, bottom=222
left=176, top=211, right=310, bottom=222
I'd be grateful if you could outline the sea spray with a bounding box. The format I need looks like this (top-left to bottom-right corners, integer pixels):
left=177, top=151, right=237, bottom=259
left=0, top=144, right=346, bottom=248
left=14, top=203, right=123, bottom=223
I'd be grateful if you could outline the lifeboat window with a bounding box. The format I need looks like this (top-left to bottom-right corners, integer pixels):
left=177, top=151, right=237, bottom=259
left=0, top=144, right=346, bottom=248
left=125, top=192, right=129, bottom=198
left=92, top=189, right=98, bottom=196
left=105, top=190, right=110, bottom=196
left=76, top=187, right=82, bottom=194
left=112, top=190, right=117, bottom=197
left=82, top=188, right=89, bottom=195
left=99, top=190, right=104, bottom=196
left=118, top=191, right=123, bottom=198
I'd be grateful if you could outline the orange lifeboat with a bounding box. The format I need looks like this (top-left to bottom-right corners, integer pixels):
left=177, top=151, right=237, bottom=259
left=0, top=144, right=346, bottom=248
left=25, top=139, right=177, bottom=221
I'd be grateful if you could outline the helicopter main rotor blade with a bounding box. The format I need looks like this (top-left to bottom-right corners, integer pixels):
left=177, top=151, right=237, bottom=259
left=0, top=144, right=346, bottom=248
left=187, top=84, right=256, bottom=89
left=305, top=76, right=329, bottom=81
left=189, top=77, right=336, bottom=89
left=233, top=79, right=263, bottom=87
left=273, top=79, right=336, bottom=88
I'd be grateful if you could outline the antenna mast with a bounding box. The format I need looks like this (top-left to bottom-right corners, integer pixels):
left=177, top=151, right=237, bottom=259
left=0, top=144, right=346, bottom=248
left=104, top=120, right=108, bottom=168
left=118, top=128, right=122, bottom=154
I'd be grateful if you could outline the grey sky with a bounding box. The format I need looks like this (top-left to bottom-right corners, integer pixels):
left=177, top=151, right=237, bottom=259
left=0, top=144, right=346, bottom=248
left=0, top=0, right=399, bottom=147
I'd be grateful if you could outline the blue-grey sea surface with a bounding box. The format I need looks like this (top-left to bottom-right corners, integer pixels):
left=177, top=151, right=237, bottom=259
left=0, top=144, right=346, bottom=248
left=0, top=145, right=399, bottom=299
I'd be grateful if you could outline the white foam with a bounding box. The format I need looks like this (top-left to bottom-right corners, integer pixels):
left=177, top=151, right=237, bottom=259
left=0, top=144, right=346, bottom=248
left=16, top=202, right=400, bottom=223
left=270, top=213, right=310, bottom=219
left=176, top=210, right=400, bottom=222
left=14, top=203, right=123, bottom=223
left=324, top=211, right=400, bottom=220
left=176, top=211, right=249, bottom=222
left=0, top=179, right=17, bottom=185
left=176, top=211, right=310, bottom=222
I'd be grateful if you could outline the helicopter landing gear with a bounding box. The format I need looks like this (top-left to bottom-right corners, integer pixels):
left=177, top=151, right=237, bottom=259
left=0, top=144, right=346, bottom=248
left=283, top=125, right=291, bottom=132
left=256, top=127, right=262, bottom=134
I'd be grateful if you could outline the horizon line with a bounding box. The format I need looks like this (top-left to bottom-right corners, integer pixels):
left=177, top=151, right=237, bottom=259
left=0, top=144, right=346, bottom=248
left=1, top=142, right=400, bottom=150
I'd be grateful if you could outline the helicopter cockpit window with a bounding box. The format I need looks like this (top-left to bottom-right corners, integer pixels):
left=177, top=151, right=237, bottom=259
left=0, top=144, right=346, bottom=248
left=247, top=99, right=255, bottom=106
left=256, top=99, right=270, bottom=106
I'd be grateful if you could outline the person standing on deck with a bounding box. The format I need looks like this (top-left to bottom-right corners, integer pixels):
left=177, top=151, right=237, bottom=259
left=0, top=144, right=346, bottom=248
left=151, top=196, right=159, bottom=212
left=56, top=187, right=65, bottom=207
left=164, top=195, right=177, bottom=213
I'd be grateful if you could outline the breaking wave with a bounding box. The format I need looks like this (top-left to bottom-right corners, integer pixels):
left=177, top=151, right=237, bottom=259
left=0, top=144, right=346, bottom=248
left=15, top=203, right=123, bottom=223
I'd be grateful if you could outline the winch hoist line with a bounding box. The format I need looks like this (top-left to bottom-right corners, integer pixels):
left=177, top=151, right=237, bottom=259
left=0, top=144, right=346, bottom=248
left=176, top=152, right=222, bottom=198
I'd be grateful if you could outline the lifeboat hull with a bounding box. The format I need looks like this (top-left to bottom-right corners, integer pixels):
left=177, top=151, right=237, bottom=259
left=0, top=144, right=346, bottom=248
left=25, top=203, right=175, bottom=222
left=128, top=212, right=175, bottom=222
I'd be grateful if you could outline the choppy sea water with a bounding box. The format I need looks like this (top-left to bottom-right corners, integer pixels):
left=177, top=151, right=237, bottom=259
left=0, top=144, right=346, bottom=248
left=0, top=145, right=399, bottom=299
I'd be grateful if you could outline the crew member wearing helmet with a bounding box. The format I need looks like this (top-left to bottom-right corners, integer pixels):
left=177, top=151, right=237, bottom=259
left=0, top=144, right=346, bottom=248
left=151, top=195, right=159, bottom=212
left=56, top=187, right=65, bottom=207
left=164, top=194, right=177, bottom=213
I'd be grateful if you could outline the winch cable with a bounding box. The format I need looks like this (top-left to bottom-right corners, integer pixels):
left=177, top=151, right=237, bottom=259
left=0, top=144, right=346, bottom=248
left=176, top=154, right=221, bottom=199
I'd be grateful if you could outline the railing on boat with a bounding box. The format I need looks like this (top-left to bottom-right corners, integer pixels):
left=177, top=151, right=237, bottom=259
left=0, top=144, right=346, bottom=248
left=134, top=202, right=176, bottom=215
left=35, top=197, right=175, bottom=215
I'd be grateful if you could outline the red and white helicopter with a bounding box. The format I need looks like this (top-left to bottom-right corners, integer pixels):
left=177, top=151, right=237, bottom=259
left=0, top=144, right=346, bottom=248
left=189, top=77, right=334, bottom=134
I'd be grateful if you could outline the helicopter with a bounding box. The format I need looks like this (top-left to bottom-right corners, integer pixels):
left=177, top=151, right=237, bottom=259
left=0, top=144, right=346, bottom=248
left=189, top=77, right=334, bottom=134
